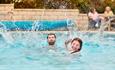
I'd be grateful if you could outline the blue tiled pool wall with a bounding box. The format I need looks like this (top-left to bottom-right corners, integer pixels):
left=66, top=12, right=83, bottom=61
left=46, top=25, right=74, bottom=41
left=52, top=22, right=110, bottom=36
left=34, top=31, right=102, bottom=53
left=0, top=19, right=72, bottom=31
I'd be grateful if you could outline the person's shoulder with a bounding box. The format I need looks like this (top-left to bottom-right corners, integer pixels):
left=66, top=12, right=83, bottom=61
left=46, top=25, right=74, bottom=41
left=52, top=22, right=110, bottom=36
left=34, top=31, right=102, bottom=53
left=110, top=11, right=113, bottom=13
left=88, top=12, right=94, bottom=17
left=104, top=11, right=107, bottom=14
left=95, top=12, right=99, bottom=14
left=110, top=11, right=114, bottom=14
left=88, top=12, right=92, bottom=15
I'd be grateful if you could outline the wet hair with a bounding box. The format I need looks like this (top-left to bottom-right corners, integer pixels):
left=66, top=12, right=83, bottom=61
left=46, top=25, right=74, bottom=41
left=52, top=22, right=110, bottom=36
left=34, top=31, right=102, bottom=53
left=47, top=33, right=56, bottom=39
left=71, top=38, right=83, bottom=52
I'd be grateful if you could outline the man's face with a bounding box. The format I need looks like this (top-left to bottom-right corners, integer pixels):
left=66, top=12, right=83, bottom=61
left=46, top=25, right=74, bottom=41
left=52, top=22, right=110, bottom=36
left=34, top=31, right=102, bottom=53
left=71, top=40, right=80, bottom=51
left=47, top=35, right=56, bottom=45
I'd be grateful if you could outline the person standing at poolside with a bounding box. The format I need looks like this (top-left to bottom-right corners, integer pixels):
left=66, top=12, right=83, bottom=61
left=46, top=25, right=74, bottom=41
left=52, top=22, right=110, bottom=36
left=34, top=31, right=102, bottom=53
left=65, top=37, right=83, bottom=54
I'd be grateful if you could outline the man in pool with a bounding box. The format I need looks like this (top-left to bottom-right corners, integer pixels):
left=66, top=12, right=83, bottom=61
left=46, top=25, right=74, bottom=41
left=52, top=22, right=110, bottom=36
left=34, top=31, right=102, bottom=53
left=65, top=37, right=82, bottom=54
left=47, top=33, right=56, bottom=50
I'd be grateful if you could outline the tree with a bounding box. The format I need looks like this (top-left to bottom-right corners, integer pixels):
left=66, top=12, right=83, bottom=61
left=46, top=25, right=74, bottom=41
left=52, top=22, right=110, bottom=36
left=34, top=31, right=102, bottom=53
left=0, top=0, right=115, bottom=13
left=0, top=0, right=13, bottom=3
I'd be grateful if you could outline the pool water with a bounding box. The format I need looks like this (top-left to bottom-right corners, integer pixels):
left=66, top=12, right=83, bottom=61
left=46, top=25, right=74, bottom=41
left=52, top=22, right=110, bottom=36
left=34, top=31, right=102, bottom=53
left=0, top=32, right=115, bottom=70
left=0, top=20, right=71, bottom=31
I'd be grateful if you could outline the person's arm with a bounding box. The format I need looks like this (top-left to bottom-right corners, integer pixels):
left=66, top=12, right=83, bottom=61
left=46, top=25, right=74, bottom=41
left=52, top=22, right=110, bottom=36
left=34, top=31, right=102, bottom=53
left=103, top=11, right=109, bottom=21
left=65, top=39, right=72, bottom=50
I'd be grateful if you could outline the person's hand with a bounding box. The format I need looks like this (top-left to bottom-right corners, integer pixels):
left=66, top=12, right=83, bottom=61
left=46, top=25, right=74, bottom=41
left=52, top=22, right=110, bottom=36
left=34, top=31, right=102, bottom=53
left=65, top=39, right=72, bottom=45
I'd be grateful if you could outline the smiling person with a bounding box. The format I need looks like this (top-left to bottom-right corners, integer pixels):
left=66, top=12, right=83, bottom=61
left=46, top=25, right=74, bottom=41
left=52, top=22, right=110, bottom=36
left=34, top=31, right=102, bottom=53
left=65, top=37, right=83, bottom=54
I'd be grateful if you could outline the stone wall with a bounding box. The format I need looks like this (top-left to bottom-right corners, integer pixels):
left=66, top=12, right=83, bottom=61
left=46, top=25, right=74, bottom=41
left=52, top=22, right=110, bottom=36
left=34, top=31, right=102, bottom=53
left=0, top=4, right=89, bottom=30
left=13, top=9, right=79, bottom=20
left=0, top=4, right=13, bottom=20
left=77, top=14, right=88, bottom=30
left=0, top=4, right=79, bottom=20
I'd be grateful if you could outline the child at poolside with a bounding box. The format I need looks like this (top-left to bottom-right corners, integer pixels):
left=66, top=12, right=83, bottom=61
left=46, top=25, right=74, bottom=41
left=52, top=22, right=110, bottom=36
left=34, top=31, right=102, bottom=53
left=65, top=37, right=83, bottom=54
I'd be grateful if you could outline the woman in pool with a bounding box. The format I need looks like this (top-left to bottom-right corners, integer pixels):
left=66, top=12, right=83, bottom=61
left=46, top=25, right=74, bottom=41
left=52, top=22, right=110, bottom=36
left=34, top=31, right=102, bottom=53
left=65, top=38, right=83, bottom=54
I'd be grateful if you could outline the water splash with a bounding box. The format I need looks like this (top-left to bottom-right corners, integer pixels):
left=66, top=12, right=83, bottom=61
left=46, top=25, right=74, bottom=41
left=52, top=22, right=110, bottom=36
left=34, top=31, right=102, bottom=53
left=98, top=20, right=108, bottom=36
left=0, top=21, right=14, bottom=44
left=0, top=32, right=14, bottom=44
left=67, top=19, right=78, bottom=40
left=0, top=22, right=7, bottom=31
left=32, top=9, right=45, bottom=31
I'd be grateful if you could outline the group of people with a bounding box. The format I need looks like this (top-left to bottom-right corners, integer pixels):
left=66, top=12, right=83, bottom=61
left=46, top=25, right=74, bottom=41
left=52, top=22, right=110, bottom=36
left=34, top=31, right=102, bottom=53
left=47, top=33, right=82, bottom=54
left=45, top=6, right=114, bottom=54
left=88, top=6, right=114, bottom=29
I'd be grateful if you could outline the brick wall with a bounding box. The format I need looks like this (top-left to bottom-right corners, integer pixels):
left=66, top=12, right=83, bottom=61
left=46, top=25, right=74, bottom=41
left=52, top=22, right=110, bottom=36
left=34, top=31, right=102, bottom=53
left=0, top=4, right=13, bottom=20
left=13, top=9, right=79, bottom=20
left=77, top=14, right=88, bottom=30
left=0, top=4, right=79, bottom=20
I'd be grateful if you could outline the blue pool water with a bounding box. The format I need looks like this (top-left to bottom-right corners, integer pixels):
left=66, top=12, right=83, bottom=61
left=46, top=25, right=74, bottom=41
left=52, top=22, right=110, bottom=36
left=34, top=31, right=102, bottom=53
left=0, top=20, right=71, bottom=31
left=0, top=32, right=115, bottom=70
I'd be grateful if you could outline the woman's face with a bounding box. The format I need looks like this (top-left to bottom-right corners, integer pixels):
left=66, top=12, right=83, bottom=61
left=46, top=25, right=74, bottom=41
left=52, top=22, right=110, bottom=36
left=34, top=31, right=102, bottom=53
left=71, top=40, right=80, bottom=51
left=106, top=7, right=111, bottom=12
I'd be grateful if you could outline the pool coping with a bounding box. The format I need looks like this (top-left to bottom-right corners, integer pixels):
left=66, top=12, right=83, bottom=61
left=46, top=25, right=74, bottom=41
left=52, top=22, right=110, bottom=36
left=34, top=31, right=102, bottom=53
left=2, top=30, right=115, bottom=34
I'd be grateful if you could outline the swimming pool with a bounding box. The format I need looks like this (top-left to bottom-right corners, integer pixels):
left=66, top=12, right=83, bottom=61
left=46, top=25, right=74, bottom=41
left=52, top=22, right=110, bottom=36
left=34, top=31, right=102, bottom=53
left=0, top=31, right=115, bottom=70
